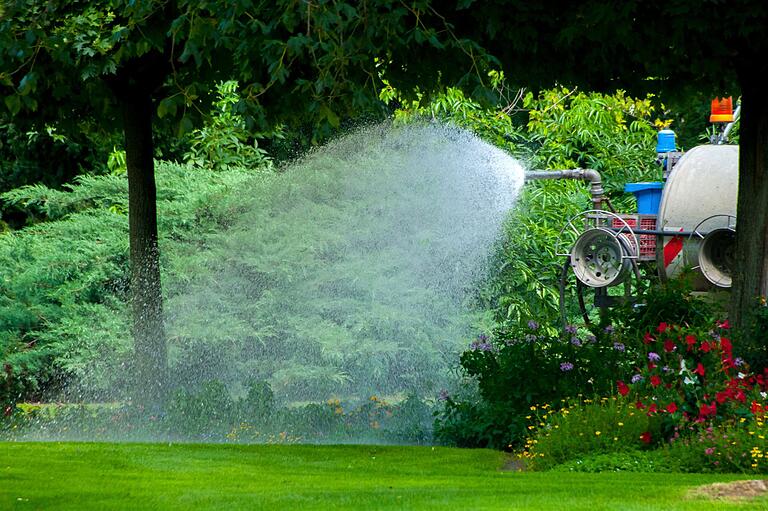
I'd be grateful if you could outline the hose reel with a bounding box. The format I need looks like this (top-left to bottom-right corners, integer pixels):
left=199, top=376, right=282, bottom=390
left=559, top=211, right=639, bottom=289
left=557, top=211, right=642, bottom=326
left=570, top=228, right=637, bottom=288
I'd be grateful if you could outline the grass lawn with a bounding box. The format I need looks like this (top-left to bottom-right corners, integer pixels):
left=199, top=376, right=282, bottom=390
left=1, top=442, right=766, bottom=510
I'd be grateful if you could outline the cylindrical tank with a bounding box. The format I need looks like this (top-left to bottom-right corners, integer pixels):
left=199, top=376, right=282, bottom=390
left=656, top=145, right=738, bottom=289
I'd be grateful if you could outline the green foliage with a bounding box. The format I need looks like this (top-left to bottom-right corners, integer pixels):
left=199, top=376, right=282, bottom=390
left=523, top=398, right=663, bottom=470
left=165, top=126, right=488, bottom=398
left=736, top=299, right=768, bottom=373
left=0, top=162, right=256, bottom=402
left=525, top=88, right=658, bottom=194
left=551, top=450, right=673, bottom=473
left=0, top=1, right=493, bottom=145
left=3, top=125, right=495, bottom=402
left=385, top=82, right=666, bottom=450
left=5, top=380, right=432, bottom=444
left=664, top=420, right=768, bottom=474
left=381, top=71, right=529, bottom=157
left=183, top=81, right=275, bottom=171
left=388, top=82, right=660, bottom=327
left=607, top=281, right=716, bottom=343
left=435, top=322, right=636, bottom=449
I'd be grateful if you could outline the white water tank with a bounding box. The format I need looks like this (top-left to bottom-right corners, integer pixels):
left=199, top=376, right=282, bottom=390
left=656, top=144, right=738, bottom=289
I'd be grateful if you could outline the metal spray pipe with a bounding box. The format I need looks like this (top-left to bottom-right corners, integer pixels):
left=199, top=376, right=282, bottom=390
left=524, top=168, right=604, bottom=210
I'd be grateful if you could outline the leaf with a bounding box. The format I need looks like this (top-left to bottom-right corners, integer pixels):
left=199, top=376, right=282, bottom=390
left=157, top=97, right=178, bottom=119
left=4, top=94, right=21, bottom=115
left=18, top=72, right=37, bottom=96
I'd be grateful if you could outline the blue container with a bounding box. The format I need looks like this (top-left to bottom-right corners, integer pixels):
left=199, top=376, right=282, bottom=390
left=625, top=182, right=664, bottom=215
left=656, top=129, right=676, bottom=153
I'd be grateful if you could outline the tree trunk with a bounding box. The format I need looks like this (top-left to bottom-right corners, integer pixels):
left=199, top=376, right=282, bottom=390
left=731, top=70, right=768, bottom=331
left=121, top=90, right=168, bottom=404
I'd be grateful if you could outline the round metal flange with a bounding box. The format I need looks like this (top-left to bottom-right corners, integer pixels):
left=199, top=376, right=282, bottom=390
left=570, top=227, right=636, bottom=288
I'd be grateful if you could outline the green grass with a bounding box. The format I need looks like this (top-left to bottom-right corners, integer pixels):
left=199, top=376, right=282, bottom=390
left=0, top=442, right=766, bottom=510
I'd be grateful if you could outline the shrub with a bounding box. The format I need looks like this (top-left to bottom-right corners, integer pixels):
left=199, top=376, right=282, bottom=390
left=664, top=418, right=768, bottom=474
left=0, top=163, right=257, bottom=402
left=434, top=321, right=636, bottom=449
left=616, top=319, right=765, bottom=435
left=521, top=397, right=663, bottom=470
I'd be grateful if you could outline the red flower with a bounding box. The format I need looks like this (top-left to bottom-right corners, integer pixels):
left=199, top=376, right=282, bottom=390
left=657, top=322, right=669, bottom=334
left=751, top=401, right=763, bottom=414
left=648, top=403, right=659, bottom=414
left=650, top=375, right=661, bottom=387
left=693, top=362, right=706, bottom=377
left=700, top=341, right=711, bottom=353
left=665, top=402, right=678, bottom=413
left=717, top=319, right=730, bottom=329
left=720, top=337, right=732, bottom=354
left=685, top=334, right=697, bottom=351
left=643, top=332, right=655, bottom=345
left=699, top=402, right=717, bottom=418
left=715, top=391, right=729, bottom=404
left=663, top=340, right=676, bottom=353
left=635, top=401, right=645, bottom=410
left=617, top=381, right=630, bottom=396
left=640, top=431, right=652, bottom=444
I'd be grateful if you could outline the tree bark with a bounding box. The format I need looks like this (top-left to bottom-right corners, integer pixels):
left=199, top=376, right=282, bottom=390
left=731, top=69, right=768, bottom=330
left=121, top=89, right=168, bottom=404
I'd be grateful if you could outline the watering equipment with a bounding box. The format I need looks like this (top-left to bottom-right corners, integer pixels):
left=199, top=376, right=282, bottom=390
left=524, top=98, right=741, bottom=325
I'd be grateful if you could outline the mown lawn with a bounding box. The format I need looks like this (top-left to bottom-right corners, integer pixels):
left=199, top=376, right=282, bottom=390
left=1, top=442, right=766, bottom=510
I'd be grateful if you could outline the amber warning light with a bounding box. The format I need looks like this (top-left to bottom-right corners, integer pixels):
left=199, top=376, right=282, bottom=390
left=710, top=97, right=734, bottom=123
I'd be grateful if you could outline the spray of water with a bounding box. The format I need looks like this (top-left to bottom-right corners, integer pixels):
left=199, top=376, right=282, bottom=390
left=166, top=122, right=524, bottom=403
left=13, top=122, right=525, bottom=442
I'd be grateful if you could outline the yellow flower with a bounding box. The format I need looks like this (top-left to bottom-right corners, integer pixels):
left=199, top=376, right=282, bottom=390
left=618, top=422, right=624, bottom=427
left=595, top=431, right=601, bottom=436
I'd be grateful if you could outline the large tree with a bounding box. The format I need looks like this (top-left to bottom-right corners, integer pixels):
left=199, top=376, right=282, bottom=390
left=0, top=0, right=487, bottom=401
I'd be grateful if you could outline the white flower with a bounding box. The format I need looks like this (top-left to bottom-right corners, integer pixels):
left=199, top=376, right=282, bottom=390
left=683, top=376, right=696, bottom=385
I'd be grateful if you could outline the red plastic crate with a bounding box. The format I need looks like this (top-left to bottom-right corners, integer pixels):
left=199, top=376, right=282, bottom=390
left=611, top=215, right=657, bottom=261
